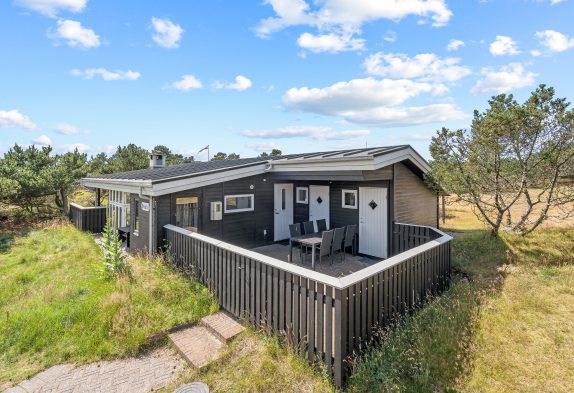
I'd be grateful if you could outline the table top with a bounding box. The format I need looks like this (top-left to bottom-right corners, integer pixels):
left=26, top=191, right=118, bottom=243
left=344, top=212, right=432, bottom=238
left=291, top=232, right=323, bottom=245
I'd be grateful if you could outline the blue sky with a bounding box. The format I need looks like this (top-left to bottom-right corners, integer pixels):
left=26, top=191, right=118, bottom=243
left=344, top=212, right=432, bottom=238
left=1, top=0, right=573, bottom=160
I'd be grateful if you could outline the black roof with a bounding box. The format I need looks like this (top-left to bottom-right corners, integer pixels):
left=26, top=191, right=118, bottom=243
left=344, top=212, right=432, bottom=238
left=87, top=145, right=413, bottom=183
left=88, top=157, right=274, bottom=183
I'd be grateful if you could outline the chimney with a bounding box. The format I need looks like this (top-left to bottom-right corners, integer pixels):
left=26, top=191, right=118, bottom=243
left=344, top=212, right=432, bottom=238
left=149, top=150, right=165, bottom=168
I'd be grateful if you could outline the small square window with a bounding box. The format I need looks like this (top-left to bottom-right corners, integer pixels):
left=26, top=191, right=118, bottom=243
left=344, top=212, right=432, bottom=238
left=224, top=194, right=255, bottom=213
left=342, top=189, right=358, bottom=209
left=296, top=187, right=308, bottom=204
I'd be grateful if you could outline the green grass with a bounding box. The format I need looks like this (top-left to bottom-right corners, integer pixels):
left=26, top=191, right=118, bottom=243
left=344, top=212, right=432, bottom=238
left=348, top=202, right=574, bottom=393
left=0, top=222, right=218, bottom=386
left=159, top=328, right=336, bottom=393
left=347, top=242, right=489, bottom=393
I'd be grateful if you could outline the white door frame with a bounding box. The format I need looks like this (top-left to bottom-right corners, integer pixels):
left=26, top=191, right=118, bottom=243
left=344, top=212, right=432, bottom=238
left=309, top=185, right=330, bottom=230
left=359, top=187, right=388, bottom=258
left=274, top=183, right=294, bottom=241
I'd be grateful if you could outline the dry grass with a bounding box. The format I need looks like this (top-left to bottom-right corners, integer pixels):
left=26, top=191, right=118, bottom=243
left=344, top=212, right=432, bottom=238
left=441, top=193, right=574, bottom=233
left=445, top=200, right=574, bottom=392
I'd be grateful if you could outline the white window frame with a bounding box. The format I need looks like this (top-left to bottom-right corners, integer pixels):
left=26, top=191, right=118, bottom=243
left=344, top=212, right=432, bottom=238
left=342, top=189, right=358, bottom=209
left=224, top=194, right=255, bottom=213
left=296, top=187, right=309, bottom=204
left=108, top=190, right=131, bottom=228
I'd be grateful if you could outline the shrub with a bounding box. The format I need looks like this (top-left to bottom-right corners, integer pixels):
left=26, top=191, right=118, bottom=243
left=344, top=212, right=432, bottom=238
left=95, top=223, right=131, bottom=279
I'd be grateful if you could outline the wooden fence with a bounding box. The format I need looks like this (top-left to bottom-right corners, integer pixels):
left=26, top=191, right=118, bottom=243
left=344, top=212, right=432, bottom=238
left=392, top=222, right=440, bottom=255
left=164, top=222, right=452, bottom=387
left=69, top=202, right=106, bottom=233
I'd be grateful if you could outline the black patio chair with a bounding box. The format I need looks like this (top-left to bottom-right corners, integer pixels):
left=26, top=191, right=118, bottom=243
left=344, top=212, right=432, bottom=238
left=343, top=224, right=357, bottom=259
left=316, top=218, right=327, bottom=232
left=331, top=227, right=345, bottom=263
left=289, top=223, right=302, bottom=238
left=289, top=223, right=303, bottom=262
left=312, top=229, right=334, bottom=265
left=303, top=221, right=315, bottom=235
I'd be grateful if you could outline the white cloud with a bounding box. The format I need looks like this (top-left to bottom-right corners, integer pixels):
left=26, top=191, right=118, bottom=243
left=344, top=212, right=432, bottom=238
left=54, top=123, right=89, bottom=135
left=0, top=109, right=38, bottom=130
left=71, top=68, right=140, bottom=81
left=15, top=0, right=86, bottom=17
left=212, top=75, right=252, bottom=91
left=297, top=32, right=365, bottom=53
left=489, top=35, right=520, bottom=56
left=284, top=78, right=436, bottom=111
left=246, top=142, right=281, bottom=152
left=531, top=49, right=542, bottom=57
left=151, top=17, right=184, bottom=49
left=282, top=78, right=465, bottom=127
left=32, top=135, right=52, bottom=146
left=471, top=63, right=536, bottom=94
left=383, top=30, right=397, bottom=43
left=333, top=104, right=466, bottom=126
left=168, top=74, right=203, bottom=91
left=49, top=19, right=100, bottom=49
left=535, top=30, right=574, bottom=52
left=242, top=125, right=370, bottom=140
left=363, top=52, right=471, bottom=82
left=55, top=143, right=91, bottom=153
left=256, top=0, right=453, bottom=38
left=447, top=39, right=465, bottom=51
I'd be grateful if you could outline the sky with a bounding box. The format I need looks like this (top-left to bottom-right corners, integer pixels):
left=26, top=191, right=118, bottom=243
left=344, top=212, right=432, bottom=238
left=1, top=0, right=574, bottom=161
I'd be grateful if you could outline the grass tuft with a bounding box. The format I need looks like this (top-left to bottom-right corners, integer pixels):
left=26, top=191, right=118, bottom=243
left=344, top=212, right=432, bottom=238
left=159, top=328, right=336, bottom=393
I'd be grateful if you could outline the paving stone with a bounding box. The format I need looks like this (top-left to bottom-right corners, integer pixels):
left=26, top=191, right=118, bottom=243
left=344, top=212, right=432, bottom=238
left=168, top=325, right=224, bottom=368
left=201, top=312, right=245, bottom=343
left=2, top=347, right=185, bottom=393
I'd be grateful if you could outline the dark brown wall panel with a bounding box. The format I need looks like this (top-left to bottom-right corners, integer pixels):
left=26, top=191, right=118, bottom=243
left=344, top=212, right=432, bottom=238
left=393, top=162, right=437, bottom=227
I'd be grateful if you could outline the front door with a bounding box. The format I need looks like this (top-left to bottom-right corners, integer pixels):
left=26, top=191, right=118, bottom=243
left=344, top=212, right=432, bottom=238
left=359, top=187, right=388, bottom=258
left=309, top=185, right=330, bottom=230
left=274, top=183, right=293, bottom=241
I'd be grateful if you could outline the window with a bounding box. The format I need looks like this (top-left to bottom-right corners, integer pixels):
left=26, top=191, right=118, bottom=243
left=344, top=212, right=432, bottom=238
left=224, top=194, right=254, bottom=213
left=133, top=200, right=140, bottom=235
left=282, top=189, right=286, bottom=210
left=176, top=197, right=199, bottom=231
left=342, top=189, right=358, bottom=209
left=296, top=187, right=308, bottom=204
left=108, top=190, right=130, bottom=228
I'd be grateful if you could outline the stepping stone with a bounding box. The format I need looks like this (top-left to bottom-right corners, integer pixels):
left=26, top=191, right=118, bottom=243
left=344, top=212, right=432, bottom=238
left=201, top=312, right=244, bottom=344
left=168, top=325, right=224, bottom=368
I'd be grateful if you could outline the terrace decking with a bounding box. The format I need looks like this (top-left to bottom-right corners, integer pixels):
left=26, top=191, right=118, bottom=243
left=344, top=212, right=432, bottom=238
left=252, top=243, right=378, bottom=277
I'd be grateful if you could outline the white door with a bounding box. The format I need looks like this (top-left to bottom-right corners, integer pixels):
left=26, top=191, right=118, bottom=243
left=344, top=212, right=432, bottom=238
left=274, top=183, right=294, bottom=241
left=309, top=185, right=330, bottom=230
left=359, top=187, right=388, bottom=258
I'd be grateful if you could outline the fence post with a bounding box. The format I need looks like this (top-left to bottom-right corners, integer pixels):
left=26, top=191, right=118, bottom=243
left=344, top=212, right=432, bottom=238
left=333, top=287, right=348, bottom=388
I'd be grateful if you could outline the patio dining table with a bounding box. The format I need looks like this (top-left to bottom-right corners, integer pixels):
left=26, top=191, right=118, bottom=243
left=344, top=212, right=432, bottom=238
left=289, top=232, right=323, bottom=270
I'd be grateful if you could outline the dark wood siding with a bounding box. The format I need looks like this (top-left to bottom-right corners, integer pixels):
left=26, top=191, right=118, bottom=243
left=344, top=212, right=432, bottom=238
left=156, top=174, right=275, bottom=249
left=150, top=162, right=436, bottom=252
left=129, top=195, right=150, bottom=252
left=156, top=195, right=171, bottom=248
left=293, top=183, right=310, bottom=224
left=393, top=162, right=438, bottom=227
